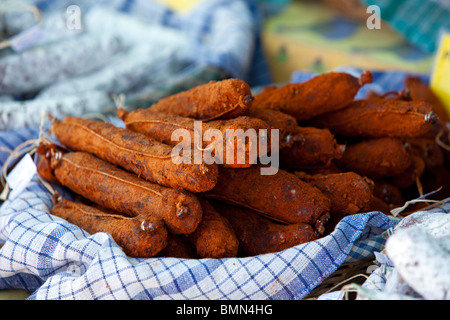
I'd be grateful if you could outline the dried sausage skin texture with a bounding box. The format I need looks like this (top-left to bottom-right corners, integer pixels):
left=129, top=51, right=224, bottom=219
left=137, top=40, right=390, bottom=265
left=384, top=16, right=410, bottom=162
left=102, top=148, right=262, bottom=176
left=280, top=126, right=345, bottom=169
left=188, top=199, right=239, bottom=258
left=252, top=70, right=373, bottom=121
left=336, top=138, right=412, bottom=179
left=118, top=108, right=271, bottom=168
left=309, top=99, right=437, bottom=138
left=148, top=78, right=253, bottom=120
left=51, top=116, right=218, bottom=192
left=248, top=107, right=298, bottom=149
left=204, top=165, right=331, bottom=227
left=213, top=202, right=317, bottom=256
left=51, top=196, right=168, bottom=258
left=40, top=148, right=203, bottom=235
left=295, top=171, right=374, bottom=218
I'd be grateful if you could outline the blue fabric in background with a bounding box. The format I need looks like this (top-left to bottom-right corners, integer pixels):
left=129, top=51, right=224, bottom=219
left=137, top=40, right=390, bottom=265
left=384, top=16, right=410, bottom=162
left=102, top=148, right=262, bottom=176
left=30, top=0, right=273, bottom=87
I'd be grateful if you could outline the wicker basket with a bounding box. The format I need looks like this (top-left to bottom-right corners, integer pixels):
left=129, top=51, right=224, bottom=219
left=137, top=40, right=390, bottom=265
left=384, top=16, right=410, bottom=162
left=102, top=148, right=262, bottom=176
left=304, top=256, right=375, bottom=299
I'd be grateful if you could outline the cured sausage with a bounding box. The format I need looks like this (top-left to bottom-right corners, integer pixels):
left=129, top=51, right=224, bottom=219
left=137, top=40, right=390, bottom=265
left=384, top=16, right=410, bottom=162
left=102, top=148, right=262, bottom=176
left=51, top=195, right=168, bottom=258
left=309, top=99, right=437, bottom=138
left=51, top=115, right=218, bottom=192
left=252, top=70, right=373, bottom=121
left=148, top=78, right=253, bottom=121
left=280, top=126, right=345, bottom=169
left=118, top=108, right=271, bottom=168
left=248, top=107, right=298, bottom=149
left=295, top=171, right=374, bottom=218
left=203, top=165, right=331, bottom=233
left=213, top=202, right=317, bottom=256
left=37, top=145, right=203, bottom=235
left=336, top=138, right=412, bottom=179
left=188, top=199, right=239, bottom=258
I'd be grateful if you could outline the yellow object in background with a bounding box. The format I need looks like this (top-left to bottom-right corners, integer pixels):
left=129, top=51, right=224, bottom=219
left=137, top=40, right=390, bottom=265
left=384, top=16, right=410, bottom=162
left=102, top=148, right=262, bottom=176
left=431, top=32, right=450, bottom=119
left=0, top=290, right=30, bottom=300
left=155, top=0, right=203, bottom=12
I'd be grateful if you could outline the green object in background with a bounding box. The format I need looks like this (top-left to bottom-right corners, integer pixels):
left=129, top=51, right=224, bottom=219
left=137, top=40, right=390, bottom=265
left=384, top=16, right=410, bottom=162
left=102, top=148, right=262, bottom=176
left=262, top=0, right=435, bottom=83
left=254, top=0, right=291, bottom=15
left=361, top=0, right=450, bottom=53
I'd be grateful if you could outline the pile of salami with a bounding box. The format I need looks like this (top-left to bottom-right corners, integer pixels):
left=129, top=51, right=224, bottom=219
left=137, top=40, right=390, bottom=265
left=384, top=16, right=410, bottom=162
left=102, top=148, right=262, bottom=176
left=36, top=72, right=450, bottom=261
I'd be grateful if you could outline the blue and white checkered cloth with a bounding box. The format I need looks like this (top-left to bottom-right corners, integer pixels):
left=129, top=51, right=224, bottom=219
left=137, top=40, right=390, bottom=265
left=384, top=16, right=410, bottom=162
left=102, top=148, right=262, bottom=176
left=1, top=69, right=445, bottom=300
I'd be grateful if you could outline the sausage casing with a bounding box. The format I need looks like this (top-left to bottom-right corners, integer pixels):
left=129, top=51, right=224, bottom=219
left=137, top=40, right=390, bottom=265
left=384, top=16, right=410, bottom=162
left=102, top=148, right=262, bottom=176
left=309, top=99, right=437, bottom=138
left=148, top=78, right=253, bottom=120
left=188, top=198, right=239, bottom=258
left=40, top=147, right=203, bottom=235
left=118, top=108, right=271, bottom=168
left=203, top=165, right=331, bottom=229
left=213, top=202, right=317, bottom=256
left=252, top=70, right=373, bottom=121
left=51, top=116, right=218, bottom=192
left=295, top=171, right=374, bottom=218
left=336, top=138, right=412, bottom=179
left=280, top=126, right=345, bottom=169
left=51, top=196, right=168, bottom=258
left=248, top=107, right=298, bottom=149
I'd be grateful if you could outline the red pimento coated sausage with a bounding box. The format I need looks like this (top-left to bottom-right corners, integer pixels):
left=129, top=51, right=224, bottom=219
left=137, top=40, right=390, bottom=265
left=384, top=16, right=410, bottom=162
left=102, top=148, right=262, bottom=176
left=295, top=171, right=374, bottom=218
left=213, top=202, right=318, bottom=256
left=280, top=126, right=345, bottom=170
left=309, top=99, right=438, bottom=138
left=50, top=115, right=218, bottom=192
left=203, top=165, right=331, bottom=233
left=188, top=198, right=239, bottom=258
left=388, top=155, right=426, bottom=189
left=157, top=234, right=196, bottom=259
left=404, top=76, right=450, bottom=124
left=51, top=195, right=168, bottom=258
left=372, top=180, right=404, bottom=206
left=252, top=70, right=373, bottom=121
left=336, top=138, right=413, bottom=179
left=148, top=78, right=254, bottom=121
left=37, top=145, right=203, bottom=235
left=404, top=138, right=445, bottom=171
left=247, top=107, right=298, bottom=149
left=118, top=108, right=271, bottom=168
left=36, top=143, right=68, bottom=184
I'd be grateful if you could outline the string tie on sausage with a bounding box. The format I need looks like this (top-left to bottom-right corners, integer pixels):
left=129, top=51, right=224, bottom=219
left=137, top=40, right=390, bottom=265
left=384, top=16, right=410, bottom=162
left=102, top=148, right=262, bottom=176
left=435, top=123, right=450, bottom=152
left=0, top=110, right=53, bottom=199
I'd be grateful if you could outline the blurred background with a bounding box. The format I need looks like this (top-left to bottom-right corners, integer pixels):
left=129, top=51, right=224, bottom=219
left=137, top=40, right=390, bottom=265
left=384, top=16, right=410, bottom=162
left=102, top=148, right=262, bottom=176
left=0, top=0, right=449, bottom=301
left=0, top=0, right=449, bottom=130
